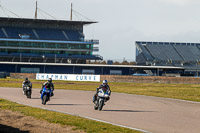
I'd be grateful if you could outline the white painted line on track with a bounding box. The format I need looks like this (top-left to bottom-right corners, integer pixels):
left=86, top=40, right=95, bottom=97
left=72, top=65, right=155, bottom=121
left=6, top=99, right=151, bottom=133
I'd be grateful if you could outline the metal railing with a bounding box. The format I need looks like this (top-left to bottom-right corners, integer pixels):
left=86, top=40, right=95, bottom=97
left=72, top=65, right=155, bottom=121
left=84, top=39, right=99, bottom=44
left=92, top=47, right=99, bottom=52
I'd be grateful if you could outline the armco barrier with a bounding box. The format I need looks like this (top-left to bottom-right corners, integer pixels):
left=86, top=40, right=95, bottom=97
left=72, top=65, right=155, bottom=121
left=10, top=73, right=200, bottom=84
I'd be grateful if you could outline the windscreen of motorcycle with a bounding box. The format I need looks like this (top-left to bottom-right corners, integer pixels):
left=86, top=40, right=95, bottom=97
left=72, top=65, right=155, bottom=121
left=102, top=86, right=107, bottom=92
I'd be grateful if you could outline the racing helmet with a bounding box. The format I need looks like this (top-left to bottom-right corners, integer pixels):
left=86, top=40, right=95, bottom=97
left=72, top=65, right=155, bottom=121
left=102, top=80, right=108, bottom=86
left=48, top=78, right=52, bottom=83
left=25, top=78, right=28, bottom=81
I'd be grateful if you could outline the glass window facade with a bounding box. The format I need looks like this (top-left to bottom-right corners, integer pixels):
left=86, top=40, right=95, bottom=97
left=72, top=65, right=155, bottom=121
left=0, top=40, right=93, bottom=55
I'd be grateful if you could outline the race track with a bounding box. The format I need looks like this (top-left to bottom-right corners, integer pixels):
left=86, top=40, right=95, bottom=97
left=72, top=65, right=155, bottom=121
left=0, top=87, right=200, bottom=133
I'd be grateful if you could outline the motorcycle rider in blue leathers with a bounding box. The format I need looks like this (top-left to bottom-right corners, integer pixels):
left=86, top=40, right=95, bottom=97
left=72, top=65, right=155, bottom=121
left=40, top=78, right=54, bottom=97
left=93, top=80, right=111, bottom=103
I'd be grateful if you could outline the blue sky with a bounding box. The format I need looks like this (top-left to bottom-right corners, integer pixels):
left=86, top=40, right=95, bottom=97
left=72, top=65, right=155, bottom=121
left=1, top=0, right=200, bottom=61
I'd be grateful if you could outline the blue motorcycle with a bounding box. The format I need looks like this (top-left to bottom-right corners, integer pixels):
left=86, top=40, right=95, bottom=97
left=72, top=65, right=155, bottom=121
left=41, top=86, right=52, bottom=105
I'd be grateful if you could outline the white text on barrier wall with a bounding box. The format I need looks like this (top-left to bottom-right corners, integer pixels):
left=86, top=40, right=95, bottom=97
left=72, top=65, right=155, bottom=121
left=36, top=73, right=100, bottom=82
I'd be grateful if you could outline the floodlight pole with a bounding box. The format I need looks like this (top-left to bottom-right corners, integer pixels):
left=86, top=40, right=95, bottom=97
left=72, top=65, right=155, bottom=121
left=70, top=3, right=73, bottom=21
left=35, top=1, right=38, bottom=19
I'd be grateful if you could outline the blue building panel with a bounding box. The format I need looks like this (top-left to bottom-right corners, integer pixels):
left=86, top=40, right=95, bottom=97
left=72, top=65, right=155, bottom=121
left=0, top=64, right=133, bottom=75
left=0, top=62, right=185, bottom=76
left=45, top=66, right=74, bottom=74
left=0, top=64, right=16, bottom=72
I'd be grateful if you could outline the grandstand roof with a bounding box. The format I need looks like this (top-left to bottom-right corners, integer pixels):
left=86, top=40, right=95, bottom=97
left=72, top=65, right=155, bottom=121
left=0, top=17, right=97, bottom=28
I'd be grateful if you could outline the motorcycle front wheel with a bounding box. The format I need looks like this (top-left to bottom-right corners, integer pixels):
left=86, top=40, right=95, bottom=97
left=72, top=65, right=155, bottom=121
left=94, top=101, right=98, bottom=110
left=43, top=95, right=47, bottom=105
left=27, top=91, right=31, bottom=99
left=98, top=99, right=104, bottom=111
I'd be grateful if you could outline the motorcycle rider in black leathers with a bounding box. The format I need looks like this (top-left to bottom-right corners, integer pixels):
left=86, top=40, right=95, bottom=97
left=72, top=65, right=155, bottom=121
left=22, top=78, right=32, bottom=95
left=40, top=78, right=54, bottom=97
left=93, top=80, right=111, bottom=103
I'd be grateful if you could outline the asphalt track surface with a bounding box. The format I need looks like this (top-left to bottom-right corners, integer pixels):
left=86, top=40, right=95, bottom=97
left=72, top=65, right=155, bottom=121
left=0, top=87, right=200, bottom=133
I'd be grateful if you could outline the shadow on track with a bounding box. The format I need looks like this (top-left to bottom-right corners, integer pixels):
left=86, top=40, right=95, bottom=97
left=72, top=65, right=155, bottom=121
left=30, top=98, right=40, bottom=99
left=47, top=104, right=90, bottom=106
left=103, top=109, right=156, bottom=113
left=0, top=124, right=29, bottom=133
left=31, top=98, right=59, bottom=100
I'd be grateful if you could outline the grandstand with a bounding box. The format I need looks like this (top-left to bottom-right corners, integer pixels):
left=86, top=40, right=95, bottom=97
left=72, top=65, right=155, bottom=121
left=136, top=41, right=200, bottom=75
left=0, top=17, right=102, bottom=64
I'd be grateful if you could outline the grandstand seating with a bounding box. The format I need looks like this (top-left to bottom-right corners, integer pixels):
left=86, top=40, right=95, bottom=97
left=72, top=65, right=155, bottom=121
left=189, top=45, right=200, bottom=60
left=4, top=27, right=37, bottom=39
left=0, top=17, right=102, bottom=64
left=0, top=28, right=6, bottom=38
left=137, top=44, right=154, bottom=61
left=136, top=42, right=200, bottom=67
left=1, top=27, right=83, bottom=41
left=156, top=45, right=183, bottom=61
left=145, top=44, right=168, bottom=61
left=64, top=30, right=82, bottom=41
left=173, top=45, right=197, bottom=62
left=35, top=28, right=66, bottom=40
left=0, top=25, right=100, bottom=63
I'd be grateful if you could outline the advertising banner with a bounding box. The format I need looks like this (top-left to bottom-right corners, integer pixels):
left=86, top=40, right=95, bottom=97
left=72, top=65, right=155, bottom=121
left=36, top=73, right=100, bottom=82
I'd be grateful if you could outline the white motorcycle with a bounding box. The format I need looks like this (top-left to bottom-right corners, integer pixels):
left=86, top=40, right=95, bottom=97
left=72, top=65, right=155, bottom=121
left=23, top=84, right=32, bottom=99
left=94, top=88, right=110, bottom=111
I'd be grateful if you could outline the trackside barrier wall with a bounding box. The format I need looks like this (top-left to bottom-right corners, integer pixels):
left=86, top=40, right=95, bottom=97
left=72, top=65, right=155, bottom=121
left=36, top=73, right=100, bottom=82
left=10, top=73, right=200, bottom=84
left=101, top=75, right=200, bottom=84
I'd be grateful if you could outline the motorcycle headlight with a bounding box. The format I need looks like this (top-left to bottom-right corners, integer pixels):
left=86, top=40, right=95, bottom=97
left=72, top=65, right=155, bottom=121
left=45, top=90, right=50, bottom=93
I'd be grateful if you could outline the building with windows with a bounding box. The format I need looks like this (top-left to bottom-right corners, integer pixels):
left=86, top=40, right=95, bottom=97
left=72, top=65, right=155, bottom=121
left=0, top=17, right=102, bottom=64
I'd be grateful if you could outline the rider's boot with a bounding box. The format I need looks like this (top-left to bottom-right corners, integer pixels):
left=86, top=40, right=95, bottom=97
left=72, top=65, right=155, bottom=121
left=93, top=94, right=97, bottom=103
left=22, top=88, right=26, bottom=95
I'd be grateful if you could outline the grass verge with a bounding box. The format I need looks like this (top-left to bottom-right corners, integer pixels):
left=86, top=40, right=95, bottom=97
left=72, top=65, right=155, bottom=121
left=0, top=78, right=200, bottom=102
left=0, top=98, right=141, bottom=133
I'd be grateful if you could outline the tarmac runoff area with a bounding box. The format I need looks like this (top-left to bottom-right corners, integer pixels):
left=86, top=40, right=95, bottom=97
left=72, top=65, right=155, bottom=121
left=0, top=87, right=200, bottom=133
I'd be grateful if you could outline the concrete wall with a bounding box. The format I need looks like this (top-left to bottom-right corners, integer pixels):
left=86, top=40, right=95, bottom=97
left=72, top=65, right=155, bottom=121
left=101, top=75, right=200, bottom=84
left=10, top=73, right=200, bottom=84
left=10, top=73, right=36, bottom=79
